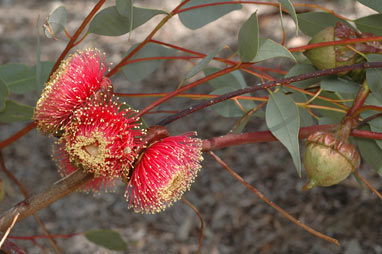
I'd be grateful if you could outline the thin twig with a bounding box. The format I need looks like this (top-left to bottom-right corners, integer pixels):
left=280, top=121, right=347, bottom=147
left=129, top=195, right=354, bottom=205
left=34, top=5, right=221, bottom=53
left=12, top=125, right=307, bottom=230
left=157, top=62, right=382, bottom=126
left=0, top=152, right=62, bottom=253
left=353, top=171, right=382, bottom=200
left=0, top=213, right=19, bottom=249
left=208, top=151, right=341, bottom=246
left=182, top=197, right=204, bottom=254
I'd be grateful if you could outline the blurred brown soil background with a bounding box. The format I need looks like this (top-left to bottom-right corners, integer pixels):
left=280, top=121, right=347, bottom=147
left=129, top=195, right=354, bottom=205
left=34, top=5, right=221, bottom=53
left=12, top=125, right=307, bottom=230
left=0, top=0, right=381, bottom=253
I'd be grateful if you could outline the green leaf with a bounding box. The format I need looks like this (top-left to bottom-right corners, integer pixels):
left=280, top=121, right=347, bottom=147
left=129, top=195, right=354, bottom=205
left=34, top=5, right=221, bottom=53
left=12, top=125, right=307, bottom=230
left=356, top=14, right=382, bottom=36
left=84, top=229, right=127, bottom=251
left=204, top=68, right=247, bottom=89
left=366, top=54, right=382, bottom=104
left=89, top=6, right=166, bottom=36
left=297, top=12, right=350, bottom=37
left=356, top=125, right=382, bottom=175
left=286, top=91, right=314, bottom=127
left=285, top=63, right=320, bottom=89
left=45, top=6, right=67, bottom=38
left=368, top=118, right=382, bottom=150
left=0, top=76, right=8, bottom=111
left=311, top=90, right=345, bottom=122
left=210, top=86, right=255, bottom=117
left=357, top=0, right=382, bottom=13
left=122, top=43, right=175, bottom=82
left=238, top=12, right=259, bottom=62
left=32, top=61, right=55, bottom=92
left=178, top=0, right=242, bottom=30
left=116, top=0, right=134, bottom=33
left=320, top=77, right=360, bottom=95
left=253, top=39, right=296, bottom=62
left=0, top=100, right=34, bottom=122
left=116, top=0, right=133, bottom=16
left=185, top=46, right=223, bottom=79
left=278, top=0, right=299, bottom=35
left=266, top=90, right=301, bottom=175
left=0, top=64, right=36, bottom=94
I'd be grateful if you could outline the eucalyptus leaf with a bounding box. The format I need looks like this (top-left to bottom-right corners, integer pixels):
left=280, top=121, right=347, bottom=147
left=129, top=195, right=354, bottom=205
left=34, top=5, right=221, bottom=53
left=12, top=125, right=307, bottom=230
left=311, top=90, right=345, bottom=122
left=0, top=76, right=8, bottom=111
left=89, top=6, right=166, bottom=36
left=287, top=91, right=314, bottom=127
left=185, top=46, right=223, bottom=79
left=320, top=77, right=360, bottom=95
left=297, top=12, right=350, bottom=37
left=204, top=68, right=247, bottom=89
left=178, top=0, right=242, bottom=30
left=285, top=63, right=320, bottom=89
left=0, top=100, right=34, bottom=123
left=210, top=87, right=255, bottom=118
left=253, top=39, right=295, bottom=62
left=355, top=14, right=382, bottom=35
left=278, top=0, right=298, bottom=35
left=266, top=90, right=301, bottom=176
left=122, top=43, right=174, bottom=82
left=238, top=12, right=259, bottom=62
left=0, top=64, right=36, bottom=94
left=356, top=125, right=382, bottom=175
left=84, top=229, right=127, bottom=251
left=357, top=0, right=382, bottom=13
left=45, top=6, right=67, bottom=38
left=31, top=61, right=55, bottom=92
left=366, top=54, right=382, bottom=104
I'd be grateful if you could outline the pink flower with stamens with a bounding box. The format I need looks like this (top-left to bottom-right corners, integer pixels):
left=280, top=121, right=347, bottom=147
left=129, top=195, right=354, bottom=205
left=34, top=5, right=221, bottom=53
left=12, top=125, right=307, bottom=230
left=34, top=48, right=112, bottom=134
left=58, top=97, right=144, bottom=179
left=53, top=141, right=115, bottom=192
left=125, top=133, right=203, bottom=214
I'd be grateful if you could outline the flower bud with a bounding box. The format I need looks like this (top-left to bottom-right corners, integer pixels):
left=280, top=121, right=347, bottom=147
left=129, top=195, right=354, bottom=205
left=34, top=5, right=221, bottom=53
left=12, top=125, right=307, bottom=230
left=303, top=131, right=360, bottom=189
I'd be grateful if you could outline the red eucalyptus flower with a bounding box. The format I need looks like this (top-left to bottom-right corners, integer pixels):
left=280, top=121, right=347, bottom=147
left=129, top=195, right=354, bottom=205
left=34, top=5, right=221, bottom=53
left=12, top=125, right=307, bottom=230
left=58, top=97, right=144, bottom=179
left=34, top=48, right=112, bottom=134
left=125, top=133, right=203, bottom=214
left=53, top=141, right=115, bottom=192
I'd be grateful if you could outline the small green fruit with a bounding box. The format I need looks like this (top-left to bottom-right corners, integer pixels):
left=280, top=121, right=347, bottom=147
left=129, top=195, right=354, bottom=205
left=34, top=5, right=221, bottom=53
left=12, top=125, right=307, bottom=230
left=304, top=24, right=360, bottom=74
left=303, top=131, right=360, bottom=189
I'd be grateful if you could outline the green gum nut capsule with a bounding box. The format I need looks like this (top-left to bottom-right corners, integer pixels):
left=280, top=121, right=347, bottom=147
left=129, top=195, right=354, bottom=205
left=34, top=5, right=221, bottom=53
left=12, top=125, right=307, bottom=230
left=303, top=131, right=361, bottom=190
left=304, top=25, right=360, bottom=75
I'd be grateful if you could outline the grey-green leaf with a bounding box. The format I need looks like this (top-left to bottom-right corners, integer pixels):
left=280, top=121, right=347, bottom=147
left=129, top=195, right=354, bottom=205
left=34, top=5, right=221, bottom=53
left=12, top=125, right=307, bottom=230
left=89, top=6, right=166, bottom=36
left=253, top=38, right=295, bottom=62
left=32, top=61, right=55, bottom=92
left=210, top=86, right=255, bottom=118
left=320, top=77, right=360, bottom=95
left=356, top=125, right=382, bottom=175
left=122, top=43, right=174, bottom=82
left=297, top=12, right=350, bottom=37
left=185, top=46, right=223, bottom=79
left=45, top=6, right=67, bottom=38
left=178, top=0, right=242, bottom=30
left=238, top=12, right=259, bottom=62
left=285, top=63, right=320, bottom=89
left=266, top=90, right=301, bottom=176
left=0, top=74, right=8, bottom=111
left=355, top=14, right=382, bottom=36
left=0, top=64, right=36, bottom=94
left=84, top=229, right=127, bottom=251
left=204, top=68, right=247, bottom=89
left=366, top=54, right=382, bottom=104
left=357, top=0, right=382, bottom=13
left=116, top=0, right=133, bottom=16
left=0, top=100, right=34, bottom=123
left=278, top=0, right=299, bottom=35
